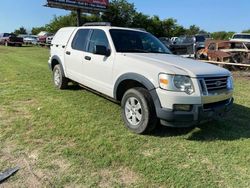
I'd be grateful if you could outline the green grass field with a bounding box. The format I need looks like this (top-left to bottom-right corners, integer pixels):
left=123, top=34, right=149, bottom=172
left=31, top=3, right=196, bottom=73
left=0, top=46, right=250, bottom=187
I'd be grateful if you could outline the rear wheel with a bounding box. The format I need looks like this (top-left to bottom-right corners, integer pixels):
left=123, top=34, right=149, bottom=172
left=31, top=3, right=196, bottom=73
left=53, top=64, right=69, bottom=89
left=121, top=88, right=158, bottom=134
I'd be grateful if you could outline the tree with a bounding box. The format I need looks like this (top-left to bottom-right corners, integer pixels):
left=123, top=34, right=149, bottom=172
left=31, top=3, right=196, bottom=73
left=102, top=0, right=137, bottom=27
left=31, top=26, right=47, bottom=35
left=211, top=31, right=235, bottom=40
left=30, top=0, right=211, bottom=38
left=14, top=26, right=27, bottom=35
left=186, top=25, right=201, bottom=36
left=242, top=29, right=250, bottom=34
left=45, top=12, right=77, bottom=33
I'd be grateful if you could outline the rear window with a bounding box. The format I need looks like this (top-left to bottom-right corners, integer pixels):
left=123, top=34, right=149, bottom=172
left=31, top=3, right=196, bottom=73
left=3, top=33, right=11, bottom=37
left=71, top=29, right=90, bottom=51
left=195, top=36, right=206, bottom=42
left=233, top=34, right=250, bottom=40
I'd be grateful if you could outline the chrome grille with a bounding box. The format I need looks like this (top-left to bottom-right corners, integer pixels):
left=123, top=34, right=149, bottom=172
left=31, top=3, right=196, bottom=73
left=199, top=76, right=228, bottom=95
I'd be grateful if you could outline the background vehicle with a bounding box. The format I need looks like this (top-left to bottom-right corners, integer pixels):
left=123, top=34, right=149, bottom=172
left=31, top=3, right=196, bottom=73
left=0, top=33, right=23, bottom=46
left=37, top=31, right=54, bottom=44
left=46, top=35, right=54, bottom=45
left=197, top=40, right=250, bottom=64
left=231, top=33, right=250, bottom=43
left=159, top=37, right=172, bottom=49
left=230, top=33, right=250, bottom=49
left=19, top=35, right=38, bottom=45
left=164, top=34, right=210, bottom=58
left=48, top=24, right=233, bottom=134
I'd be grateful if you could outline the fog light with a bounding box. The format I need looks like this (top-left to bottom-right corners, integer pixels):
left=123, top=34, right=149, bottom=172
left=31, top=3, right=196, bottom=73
left=173, top=104, right=192, bottom=112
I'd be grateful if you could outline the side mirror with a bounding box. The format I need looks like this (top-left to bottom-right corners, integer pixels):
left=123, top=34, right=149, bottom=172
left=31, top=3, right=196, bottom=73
left=94, top=45, right=111, bottom=56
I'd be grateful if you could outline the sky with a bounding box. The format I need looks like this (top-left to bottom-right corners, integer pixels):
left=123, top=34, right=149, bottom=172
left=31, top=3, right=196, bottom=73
left=0, top=0, right=249, bottom=33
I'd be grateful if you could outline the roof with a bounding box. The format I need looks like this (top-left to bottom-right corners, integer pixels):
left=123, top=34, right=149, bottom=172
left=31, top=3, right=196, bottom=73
left=78, top=25, right=148, bottom=33
left=233, top=33, right=250, bottom=36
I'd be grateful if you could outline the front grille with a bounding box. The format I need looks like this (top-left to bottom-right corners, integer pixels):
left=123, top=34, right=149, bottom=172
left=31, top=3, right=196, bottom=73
left=199, top=76, right=228, bottom=95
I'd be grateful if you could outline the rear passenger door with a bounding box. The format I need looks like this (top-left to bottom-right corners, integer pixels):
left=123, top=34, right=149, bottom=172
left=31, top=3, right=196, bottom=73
left=82, top=29, right=114, bottom=97
left=64, top=29, right=90, bottom=84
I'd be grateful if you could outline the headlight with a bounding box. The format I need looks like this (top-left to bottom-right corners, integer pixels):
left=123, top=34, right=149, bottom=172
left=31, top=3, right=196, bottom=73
left=227, top=76, right=234, bottom=90
left=159, top=74, right=194, bottom=95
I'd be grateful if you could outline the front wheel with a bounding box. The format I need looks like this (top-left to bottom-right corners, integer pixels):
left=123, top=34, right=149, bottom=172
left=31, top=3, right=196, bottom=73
left=53, top=64, right=69, bottom=89
left=121, top=88, right=158, bottom=134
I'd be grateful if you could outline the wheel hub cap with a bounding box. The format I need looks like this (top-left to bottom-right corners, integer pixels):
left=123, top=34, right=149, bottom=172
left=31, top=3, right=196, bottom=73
left=54, top=69, right=60, bottom=86
left=125, top=97, right=142, bottom=127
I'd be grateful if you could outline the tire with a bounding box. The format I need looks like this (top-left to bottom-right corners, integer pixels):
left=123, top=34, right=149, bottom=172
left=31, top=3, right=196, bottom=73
left=121, top=87, right=158, bottom=134
left=53, top=64, right=69, bottom=89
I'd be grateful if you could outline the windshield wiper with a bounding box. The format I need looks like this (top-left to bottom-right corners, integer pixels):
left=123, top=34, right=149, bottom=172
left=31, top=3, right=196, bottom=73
left=126, top=49, right=150, bottom=53
left=149, top=51, right=171, bottom=54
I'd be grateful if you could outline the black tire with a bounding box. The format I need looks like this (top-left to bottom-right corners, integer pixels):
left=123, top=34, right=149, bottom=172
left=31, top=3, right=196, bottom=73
left=53, top=64, right=69, bottom=89
left=121, top=87, right=158, bottom=134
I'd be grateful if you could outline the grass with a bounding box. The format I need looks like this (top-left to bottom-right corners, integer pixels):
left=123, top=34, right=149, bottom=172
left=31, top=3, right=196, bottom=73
left=0, top=46, right=250, bottom=187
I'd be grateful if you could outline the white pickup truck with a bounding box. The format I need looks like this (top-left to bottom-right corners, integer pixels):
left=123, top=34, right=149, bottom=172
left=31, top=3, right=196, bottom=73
left=48, top=23, right=234, bottom=134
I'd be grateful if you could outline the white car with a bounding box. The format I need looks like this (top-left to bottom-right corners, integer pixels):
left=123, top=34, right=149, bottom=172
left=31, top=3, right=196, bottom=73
left=23, top=35, right=38, bottom=45
left=46, top=35, right=54, bottom=45
left=230, top=33, right=250, bottom=43
left=48, top=23, right=234, bottom=134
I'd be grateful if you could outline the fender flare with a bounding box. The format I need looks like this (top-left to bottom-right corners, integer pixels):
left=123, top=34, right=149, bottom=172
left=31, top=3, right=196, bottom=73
left=113, top=73, right=163, bottom=117
left=50, top=55, right=68, bottom=78
left=50, top=55, right=62, bottom=70
left=113, top=73, right=155, bottom=99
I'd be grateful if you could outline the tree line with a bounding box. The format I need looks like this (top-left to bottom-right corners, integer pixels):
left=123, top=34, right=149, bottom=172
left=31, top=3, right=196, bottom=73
left=13, top=0, right=249, bottom=40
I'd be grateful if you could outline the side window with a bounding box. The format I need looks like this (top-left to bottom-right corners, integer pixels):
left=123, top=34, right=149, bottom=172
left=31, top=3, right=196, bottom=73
left=208, top=43, right=216, bottom=51
left=87, top=30, right=109, bottom=54
left=71, top=29, right=90, bottom=51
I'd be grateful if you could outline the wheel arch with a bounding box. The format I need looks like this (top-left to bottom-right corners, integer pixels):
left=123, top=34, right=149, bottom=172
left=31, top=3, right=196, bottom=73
left=50, top=55, right=61, bottom=70
left=113, top=73, right=156, bottom=101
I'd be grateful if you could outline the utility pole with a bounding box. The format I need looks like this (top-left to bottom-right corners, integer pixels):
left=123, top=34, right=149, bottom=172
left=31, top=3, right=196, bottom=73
left=76, top=9, right=81, bottom=26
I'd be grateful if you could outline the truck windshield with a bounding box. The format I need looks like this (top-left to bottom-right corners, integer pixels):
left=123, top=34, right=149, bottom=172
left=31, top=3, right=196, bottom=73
left=110, top=29, right=171, bottom=54
left=233, top=34, right=250, bottom=39
left=195, top=36, right=206, bottom=42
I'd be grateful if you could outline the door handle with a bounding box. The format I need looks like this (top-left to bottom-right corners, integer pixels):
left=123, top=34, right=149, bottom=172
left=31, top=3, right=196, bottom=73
left=85, top=56, right=91, bottom=61
left=66, top=51, right=71, bottom=55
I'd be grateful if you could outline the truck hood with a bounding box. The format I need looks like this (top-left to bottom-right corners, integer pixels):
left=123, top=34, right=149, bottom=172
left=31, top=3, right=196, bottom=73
left=125, top=53, right=231, bottom=77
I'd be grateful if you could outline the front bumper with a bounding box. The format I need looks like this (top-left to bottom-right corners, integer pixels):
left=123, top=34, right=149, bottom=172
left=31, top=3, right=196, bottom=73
left=157, top=98, right=234, bottom=127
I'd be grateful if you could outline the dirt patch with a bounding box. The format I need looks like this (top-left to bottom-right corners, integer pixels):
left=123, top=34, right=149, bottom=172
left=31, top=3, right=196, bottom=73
left=118, top=167, right=139, bottom=186
left=0, top=99, right=37, bottom=126
left=0, top=140, right=72, bottom=187
left=97, top=166, right=139, bottom=187
left=233, top=71, right=250, bottom=80
left=142, top=148, right=161, bottom=157
left=10, top=99, right=37, bottom=118
left=0, top=143, right=48, bottom=187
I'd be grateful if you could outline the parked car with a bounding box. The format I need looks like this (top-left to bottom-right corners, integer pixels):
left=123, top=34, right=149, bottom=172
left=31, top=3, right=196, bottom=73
left=46, top=35, right=54, bottom=45
left=167, top=34, right=209, bottom=58
left=230, top=33, right=250, bottom=43
left=230, top=33, right=250, bottom=49
left=159, top=37, right=172, bottom=49
left=171, top=37, right=179, bottom=44
left=169, top=36, right=195, bottom=58
left=197, top=40, right=250, bottom=65
left=0, top=33, right=23, bottom=47
left=37, top=31, right=53, bottom=44
left=19, top=35, right=38, bottom=45
left=48, top=23, right=234, bottom=134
